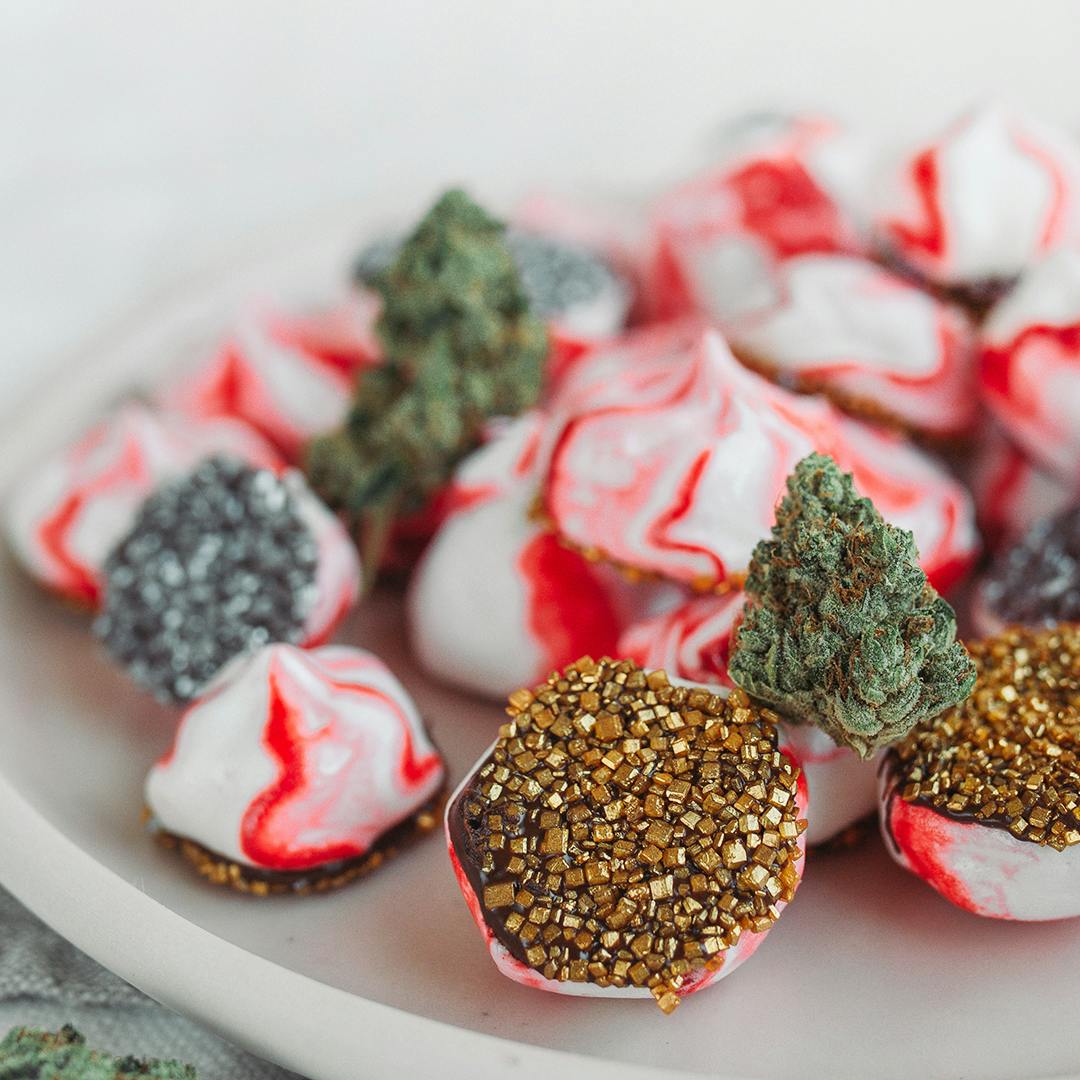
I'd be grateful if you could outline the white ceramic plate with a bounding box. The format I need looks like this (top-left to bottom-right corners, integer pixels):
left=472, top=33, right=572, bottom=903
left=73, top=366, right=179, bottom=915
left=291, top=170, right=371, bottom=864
left=2, top=209, right=1080, bottom=1080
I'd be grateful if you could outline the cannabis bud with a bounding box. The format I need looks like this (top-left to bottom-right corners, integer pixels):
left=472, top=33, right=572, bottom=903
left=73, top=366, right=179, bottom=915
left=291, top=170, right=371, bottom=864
left=0, top=1025, right=197, bottom=1079
left=728, top=453, right=976, bottom=758
left=305, top=188, right=548, bottom=578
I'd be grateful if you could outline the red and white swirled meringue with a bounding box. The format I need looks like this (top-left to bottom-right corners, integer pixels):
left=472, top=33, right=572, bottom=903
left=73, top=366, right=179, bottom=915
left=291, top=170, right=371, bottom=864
left=542, top=323, right=977, bottom=592
left=721, top=255, right=976, bottom=436
left=618, top=591, right=742, bottom=690
left=158, top=297, right=379, bottom=462
left=968, top=423, right=1074, bottom=553
left=408, top=412, right=639, bottom=699
left=874, top=105, right=1080, bottom=290
left=879, top=771, right=1080, bottom=921
left=147, top=643, right=445, bottom=874
left=651, top=113, right=866, bottom=323
left=980, top=249, right=1080, bottom=483
left=3, top=403, right=284, bottom=608
left=445, top=742, right=808, bottom=1000
left=651, top=115, right=976, bottom=435
left=619, top=593, right=877, bottom=845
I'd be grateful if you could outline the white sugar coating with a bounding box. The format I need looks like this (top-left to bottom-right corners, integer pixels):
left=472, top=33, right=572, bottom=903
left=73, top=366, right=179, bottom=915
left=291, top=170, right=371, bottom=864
left=980, top=248, right=1080, bottom=480
left=879, top=768, right=1080, bottom=921
left=148, top=643, right=444, bottom=871
left=3, top=402, right=283, bottom=607
left=875, top=104, right=1080, bottom=286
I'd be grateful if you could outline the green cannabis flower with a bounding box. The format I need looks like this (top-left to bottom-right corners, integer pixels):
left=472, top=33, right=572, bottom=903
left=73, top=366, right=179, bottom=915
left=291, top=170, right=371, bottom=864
left=728, top=453, right=976, bottom=759
left=0, top=1026, right=196, bottom=1079
left=305, top=188, right=548, bottom=578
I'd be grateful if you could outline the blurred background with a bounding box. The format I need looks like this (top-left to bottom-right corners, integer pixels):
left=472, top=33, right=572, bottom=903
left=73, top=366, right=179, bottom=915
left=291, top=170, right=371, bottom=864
left=4, top=0, right=1079, bottom=403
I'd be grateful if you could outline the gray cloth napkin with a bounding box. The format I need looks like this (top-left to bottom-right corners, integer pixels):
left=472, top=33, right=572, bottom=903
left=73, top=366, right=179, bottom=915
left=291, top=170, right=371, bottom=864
left=0, top=885, right=300, bottom=1078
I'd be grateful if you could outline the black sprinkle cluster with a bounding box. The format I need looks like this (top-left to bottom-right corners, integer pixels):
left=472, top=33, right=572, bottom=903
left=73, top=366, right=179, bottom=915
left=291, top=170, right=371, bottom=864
left=94, top=456, right=318, bottom=703
left=352, top=228, right=625, bottom=321
left=984, top=504, right=1080, bottom=626
left=504, top=230, right=623, bottom=321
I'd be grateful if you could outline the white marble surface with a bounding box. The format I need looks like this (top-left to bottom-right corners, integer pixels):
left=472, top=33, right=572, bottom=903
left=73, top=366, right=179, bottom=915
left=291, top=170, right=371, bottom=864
left=4, top=0, right=1080, bottom=407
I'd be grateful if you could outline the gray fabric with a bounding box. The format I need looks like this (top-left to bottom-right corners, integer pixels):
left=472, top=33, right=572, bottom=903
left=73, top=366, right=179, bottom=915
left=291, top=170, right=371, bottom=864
left=0, top=886, right=299, bottom=1078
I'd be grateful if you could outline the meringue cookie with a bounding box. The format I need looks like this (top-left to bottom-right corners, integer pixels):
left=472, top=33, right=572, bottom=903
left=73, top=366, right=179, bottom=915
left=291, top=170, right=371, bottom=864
left=408, top=412, right=628, bottom=699
left=542, top=323, right=977, bottom=591
left=652, top=114, right=865, bottom=323
left=875, top=105, right=1080, bottom=290
left=147, top=643, right=445, bottom=890
left=158, top=298, right=379, bottom=462
left=652, top=115, right=976, bottom=435
left=880, top=625, right=1080, bottom=920
left=724, top=254, right=978, bottom=436
left=880, top=784, right=1080, bottom=922
left=446, top=662, right=808, bottom=1009
left=3, top=403, right=283, bottom=608
left=980, top=248, right=1080, bottom=482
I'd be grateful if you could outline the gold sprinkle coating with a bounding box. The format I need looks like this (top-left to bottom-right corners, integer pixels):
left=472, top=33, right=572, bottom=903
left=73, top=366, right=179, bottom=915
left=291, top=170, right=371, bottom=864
left=890, top=626, right=1080, bottom=850
left=455, top=658, right=806, bottom=1013
left=152, top=797, right=443, bottom=896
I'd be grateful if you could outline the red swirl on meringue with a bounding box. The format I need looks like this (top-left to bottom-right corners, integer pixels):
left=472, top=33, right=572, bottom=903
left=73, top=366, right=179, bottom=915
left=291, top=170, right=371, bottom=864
left=158, top=298, right=379, bottom=462
left=875, top=105, right=1080, bottom=288
left=408, top=411, right=632, bottom=699
left=542, top=324, right=977, bottom=592
left=980, top=249, right=1080, bottom=483
left=147, top=643, right=445, bottom=874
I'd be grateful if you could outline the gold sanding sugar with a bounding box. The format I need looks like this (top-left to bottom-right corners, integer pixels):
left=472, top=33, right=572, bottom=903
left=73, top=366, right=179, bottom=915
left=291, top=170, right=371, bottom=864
left=458, top=657, right=806, bottom=1012
left=891, top=625, right=1080, bottom=849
